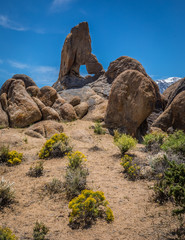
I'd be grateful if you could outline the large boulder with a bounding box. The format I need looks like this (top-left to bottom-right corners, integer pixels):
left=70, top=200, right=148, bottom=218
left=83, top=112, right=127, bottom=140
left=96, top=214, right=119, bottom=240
left=12, top=74, right=37, bottom=88
left=165, top=77, right=185, bottom=108
left=74, top=102, right=89, bottom=119
left=152, top=90, right=185, bottom=131
left=57, top=103, right=77, bottom=121
left=25, top=120, right=64, bottom=138
left=0, top=102, right=9, bottom=128
left=105, top=56, right=149, bottom=83
left=162, top=78, right=183, bottom=101
left=38, top=86, right=58, bottom=107
left=42, top=107, right=60, bottom=121
left=105, top=70, right=157, bottom=137
left=7, top=80, right=42, bottom=128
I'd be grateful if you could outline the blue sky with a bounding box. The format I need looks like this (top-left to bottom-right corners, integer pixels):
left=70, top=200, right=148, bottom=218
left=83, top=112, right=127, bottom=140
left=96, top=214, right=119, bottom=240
left=0, top=0, right=185, bottom=88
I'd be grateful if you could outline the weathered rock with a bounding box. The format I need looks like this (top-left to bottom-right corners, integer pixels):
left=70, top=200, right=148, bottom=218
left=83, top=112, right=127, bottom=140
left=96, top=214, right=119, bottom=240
left=162, top=78, right=183, bottom=101
left=74, top=102, right=89, bottom=119
left=86, top=53, right=104, bottom=75
left=69, top=96, right=81, bottom=106
left=39, top=86, right=58, bottom=107
left=0, top=93, right=8, bottom=112
left=12, top=74, right=37, bottom=88
left=0, top=102, right=9, bottom=128
left=53, top=22, right=104, bottom=91
left=58, top=22, right=91, bottom=79
left=84, top=101, right=108, bottom=121
left=32, top=97, right=45, bottom=111
left=70, top=129, right=93, bottom=143
left=27, top=86, right=40, bottom=97
left=7, top=80, right=42, bottom=128
left=105, top=56, right=149, bottom=83
left=152, top=91, right=185, bottom=131
left=42, top=107, right=60, bottom=121
left=25, top=120, right=64, bottom=138
left=0, top=78, right=16, bottom=95
left=166, top=77, right=185, bottom=108
left=105, top=70, right=157, bottom=137
left=58, top=103, right=77, bottom=121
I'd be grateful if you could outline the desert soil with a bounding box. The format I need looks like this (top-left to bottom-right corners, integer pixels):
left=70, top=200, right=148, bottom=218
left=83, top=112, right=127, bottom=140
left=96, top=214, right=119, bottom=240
left=0, top=120, right=179, bottom=240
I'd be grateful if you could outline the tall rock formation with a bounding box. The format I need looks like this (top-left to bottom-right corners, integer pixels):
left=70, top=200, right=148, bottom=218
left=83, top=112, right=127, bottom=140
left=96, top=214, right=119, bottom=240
left=53, top=22, right=104, bottom=91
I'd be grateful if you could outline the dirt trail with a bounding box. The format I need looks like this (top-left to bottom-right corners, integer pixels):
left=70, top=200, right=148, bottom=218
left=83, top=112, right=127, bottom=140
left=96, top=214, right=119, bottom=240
left=0, top=120, right=177, bottom=240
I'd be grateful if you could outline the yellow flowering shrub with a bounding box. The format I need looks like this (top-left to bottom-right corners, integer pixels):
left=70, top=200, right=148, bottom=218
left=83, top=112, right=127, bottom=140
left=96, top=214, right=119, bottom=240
left=0, top=226, right=18, bottom=240
left=6, top=151, right=22, bottom=166
left=68, top=189, right=114, bottom=228
left=120, top=155, right=140, bottom=180
left=65, top=151, right=88, bottom=199
left=114, top=133, right=137, bottom=155
left=67, top=151, right=87, bottom=170
left=39, top=133, right=72, bottom=159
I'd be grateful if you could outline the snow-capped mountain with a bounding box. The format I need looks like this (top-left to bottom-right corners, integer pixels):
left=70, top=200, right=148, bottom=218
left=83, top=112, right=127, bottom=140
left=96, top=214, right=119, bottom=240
left=156, top=77, right=181, bottom=93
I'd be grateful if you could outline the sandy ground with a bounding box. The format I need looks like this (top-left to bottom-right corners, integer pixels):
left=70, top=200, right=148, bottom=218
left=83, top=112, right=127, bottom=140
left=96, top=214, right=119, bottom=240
left=0, top=120, right=180, bottom=240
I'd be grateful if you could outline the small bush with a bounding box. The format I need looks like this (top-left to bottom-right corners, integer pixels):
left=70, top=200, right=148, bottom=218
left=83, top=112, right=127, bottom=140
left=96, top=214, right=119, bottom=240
left=143, top=132, right=167, bottom=148
left=68, top=189, right=114, bottom=228
left=0, top=146, right=9, bottom=163
left=161, top=130, right=185, bottom=155
left=44, top=178, right=64, bottom=195
left=67, top=151, right=87, bottom=170
left=33, top=221, right=49, bottom=240
left=153, top=160, right=185, bottom=215
left=0, top=146, right=23, bottom=166
left=114, top=134, right=137, bottom=155
left=148, top=153, right=169, bottom=177
left=120, top=155, right=140, bottom=180
left=39, top=133, right=72, bottom=159
left=27, top=161, right=44, bottom=178
left=0, top=226, right=18, bottom=240
left=113, top=129, right=121, bottom=142
left=94, top=122, right=106, bottom=135
left=65, top=167, right=88, bottom=200
left=0, top=177, right=15, bottom=207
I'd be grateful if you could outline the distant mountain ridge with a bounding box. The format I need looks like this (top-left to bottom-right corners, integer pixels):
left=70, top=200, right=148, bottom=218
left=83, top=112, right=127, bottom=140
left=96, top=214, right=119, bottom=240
left=156, top=77, right=181, bottom=93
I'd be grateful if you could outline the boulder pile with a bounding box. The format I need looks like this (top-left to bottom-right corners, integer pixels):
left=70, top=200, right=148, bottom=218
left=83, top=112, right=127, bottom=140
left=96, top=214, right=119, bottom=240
left=0, top=21, right=184, bottom=139
left=0, top=74, right=89, bottom=128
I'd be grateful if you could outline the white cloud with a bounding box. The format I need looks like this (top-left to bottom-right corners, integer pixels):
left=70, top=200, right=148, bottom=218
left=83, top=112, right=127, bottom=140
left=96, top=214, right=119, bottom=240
left=0, top=15, right=27, bottom=31
left=8, top=60, right=29, bottom=69
left=50, top=0, right=74, bottom=11
left=7, top=60, right=58, bottom=87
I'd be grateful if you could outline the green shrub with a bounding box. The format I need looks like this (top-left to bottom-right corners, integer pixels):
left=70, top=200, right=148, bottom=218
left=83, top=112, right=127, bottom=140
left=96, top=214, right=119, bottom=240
left=153, top=160, right=185, bottom=215
left=68, top=189, right=114, bottom=228
left=39, top=133, right=72, bottom=159
left=0, top=147, right=22, bottom=166
left=44, top=178, right=64, bottom=195
left=0, top=146, right=9, bottom=163
left=94, top=122, right=106, bottom=135
left=27, top=161, right=44, bottom=178
left=113, top=129, right=121, bottom=142
left=65, top=151, right=88, bottom=199
left=143, top=132, right=167, bottom=146
left=161, top=130, right=185, bottom=155
left=33, top=221, right=49, bottom=240
left=114, top=134, right=137, bottom=155
left=0, top=226, right=18, bottom=240
left=0, top=177, right=15, bottom=208
left=120, top=155, right=140, bottom=180
left=65, top=167, right=88, bottom=200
